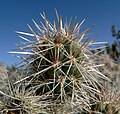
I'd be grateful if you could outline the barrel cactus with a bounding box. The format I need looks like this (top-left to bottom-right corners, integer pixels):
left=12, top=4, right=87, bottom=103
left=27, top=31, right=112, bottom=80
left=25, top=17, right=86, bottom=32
left=4, top=11, right=109, bottom=113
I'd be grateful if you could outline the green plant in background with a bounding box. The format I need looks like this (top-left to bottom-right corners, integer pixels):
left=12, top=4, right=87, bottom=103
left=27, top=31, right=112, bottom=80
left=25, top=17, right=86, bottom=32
left=105, top=43, right=119, bottom=61
left=0, top=11, right=109, bottom=114
left=111, top=25, right=120, bottom=61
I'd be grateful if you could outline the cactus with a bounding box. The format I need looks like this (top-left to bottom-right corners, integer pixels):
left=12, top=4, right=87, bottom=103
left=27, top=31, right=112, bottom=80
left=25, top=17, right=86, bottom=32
left=1, top=11, right=109, bottom=113
left=85, top=84, right=120, bottom=114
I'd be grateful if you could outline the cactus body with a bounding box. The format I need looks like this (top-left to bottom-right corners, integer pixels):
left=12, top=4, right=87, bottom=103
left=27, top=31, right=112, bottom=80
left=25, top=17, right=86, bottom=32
left=2, top=12, right=109, bottom=113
